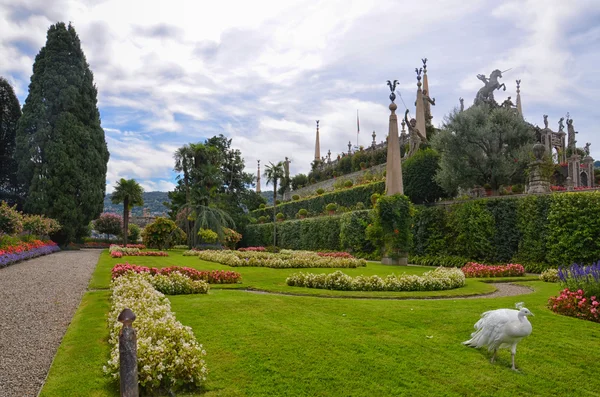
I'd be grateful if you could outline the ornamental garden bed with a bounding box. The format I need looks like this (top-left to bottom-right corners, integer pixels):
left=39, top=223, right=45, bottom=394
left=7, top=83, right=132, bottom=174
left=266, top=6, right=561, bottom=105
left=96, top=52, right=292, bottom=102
left=0, top=240, right=60, bottom=268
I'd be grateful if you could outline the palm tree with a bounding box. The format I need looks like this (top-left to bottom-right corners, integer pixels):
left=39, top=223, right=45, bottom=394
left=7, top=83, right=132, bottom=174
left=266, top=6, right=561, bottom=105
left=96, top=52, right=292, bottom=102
left=111, top=178, right=144, bottom=245
left=174, top=145, right=194, bottom=246
left=264, top=161, right=284, bottom=246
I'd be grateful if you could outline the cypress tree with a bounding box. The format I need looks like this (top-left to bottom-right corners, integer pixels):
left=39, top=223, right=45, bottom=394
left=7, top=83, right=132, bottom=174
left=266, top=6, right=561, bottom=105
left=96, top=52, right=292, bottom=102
left=0, top=77, right=22, bottom=206
left=15, top=22, right=109, bottom=243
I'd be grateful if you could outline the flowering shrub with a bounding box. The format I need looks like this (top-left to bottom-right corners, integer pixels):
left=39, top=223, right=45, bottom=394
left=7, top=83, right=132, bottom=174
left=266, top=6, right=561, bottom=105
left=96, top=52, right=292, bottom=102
left=0, top=240, right=60, bottom=268
left=558, top=263, right=600, bottom=298
left=548, top=288, right=599, bottom=323
left=286, top=267, right=465, bottom=291
left=238, top=246, right=266, bottom=252
left=317, top=252, right=355, bottom=259
left=198, top=228, right=218, bottom=244
left=540, top=268, right=559, bottom=282
left=461, top=262, right=525, bottom=277
left=221, top=228, right=242, bottom=249
left=111, top=263, right=241, bottom=284
left=109, top=245, right=141, bottom=255
left=0, top=201, right=23, bottom=235
left=22, top=214, right=61, bottom=236
left=192, top=249, right=367, bottom=268
left=104, top=272, right=208, bottom=391
left=149, top=272, right=210, bottom=295
left=94, top=213, right=123, bottom=237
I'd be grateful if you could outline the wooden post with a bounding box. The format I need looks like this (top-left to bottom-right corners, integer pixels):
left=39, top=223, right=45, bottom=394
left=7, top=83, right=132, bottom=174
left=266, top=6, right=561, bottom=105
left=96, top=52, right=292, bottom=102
left=118, top=308, right=138, bottom=397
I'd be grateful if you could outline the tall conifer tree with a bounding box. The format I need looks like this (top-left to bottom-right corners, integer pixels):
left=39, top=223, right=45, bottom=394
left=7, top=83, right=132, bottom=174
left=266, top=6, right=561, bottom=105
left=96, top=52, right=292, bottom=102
left=15, top=22, right=109, bottom=243
left=0, top=77, right=22, bottom=205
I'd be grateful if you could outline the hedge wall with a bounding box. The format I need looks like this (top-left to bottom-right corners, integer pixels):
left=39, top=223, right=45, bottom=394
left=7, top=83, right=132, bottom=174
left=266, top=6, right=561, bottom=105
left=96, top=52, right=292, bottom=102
left=246, top=191, right=600, bottom=271
left=251, top=181, right=384, bottom=221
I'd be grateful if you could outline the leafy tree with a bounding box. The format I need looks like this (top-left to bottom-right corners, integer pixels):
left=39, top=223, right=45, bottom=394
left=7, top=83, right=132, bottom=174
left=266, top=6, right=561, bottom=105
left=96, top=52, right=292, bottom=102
left=142, top=217, right=186, bottom=249
left=111, top=178, right=144, bottom=245
left=402, top=148, right=446, bottom=204
left=290, top=173, right=308, bottom=191
left=93, top=213, right=122, bottom=239
left=264, top=161, right=285, bottom=246
left=432, top=105, right=533, bottom=195
left=0, top=77, right=22, bottom=206
left=15, top=23, right=109, bottom=243
left=127, top=223, right=141, bottom=243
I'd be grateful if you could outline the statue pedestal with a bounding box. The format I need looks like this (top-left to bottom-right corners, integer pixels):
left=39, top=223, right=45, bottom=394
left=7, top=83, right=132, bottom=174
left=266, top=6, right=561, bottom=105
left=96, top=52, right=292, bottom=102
left=526, top=161, right=550, bottom=194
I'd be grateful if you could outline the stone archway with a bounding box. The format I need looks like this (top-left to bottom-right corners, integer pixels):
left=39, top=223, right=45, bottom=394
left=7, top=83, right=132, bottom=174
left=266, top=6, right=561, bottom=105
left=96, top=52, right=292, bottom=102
left=581, top=171, right=588, bottom=187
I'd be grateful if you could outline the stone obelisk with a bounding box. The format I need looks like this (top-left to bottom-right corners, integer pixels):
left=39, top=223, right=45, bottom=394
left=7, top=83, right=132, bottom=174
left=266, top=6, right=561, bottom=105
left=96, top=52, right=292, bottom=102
left=415, top=68, right=427, bottom=141
left=515, top=79, right=523, bottom=118
left=314, top=120, right=321, bottom=162
left=385, top=80, right=404, bottom=196
left=256, top=160, right=261, bottom=193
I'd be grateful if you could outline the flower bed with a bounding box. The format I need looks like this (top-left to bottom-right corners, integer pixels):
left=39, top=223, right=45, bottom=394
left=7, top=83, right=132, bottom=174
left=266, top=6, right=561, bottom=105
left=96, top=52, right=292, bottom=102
left=238, top=247, right=266, bottom=252
left=104, top=272, right=208, bottom=392
left=540, top=268, right=559, bottom=282
left=286, top=267, right=465, bottom=291
left=0, top=240, right=60, bottom=268
left=190, top=249, right=367, bottom=268
left=317, top=252, right=355, bottom=259
left=558, top=263, right=600, bottom=298
left=111, top=263, right=241, bottom=284
left=461, top=262, right=525, bottom=278
left=548, top=288, right=599, bottom=323
left=109, top=244, right=168, bottom=258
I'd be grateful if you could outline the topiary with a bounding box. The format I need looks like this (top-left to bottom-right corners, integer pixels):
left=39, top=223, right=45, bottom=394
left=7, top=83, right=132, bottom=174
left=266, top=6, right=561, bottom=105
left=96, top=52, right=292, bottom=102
left=344, top=180, right=353, bottom=188
left=276, top=200, right=281, bottom=205
left=298, top=209, right=308, bottom=217
left=276, top=212, right=285, bottom=220
left=370, top=193, right=380, bottom=206
left=316, top=188, right=325, bottom=195
left=292, top=194, right=300, bottom=201
left=259, top=204, right=266, bottom=209
left=325, top=203, right=337, bottom=212
left=258, top=216, right=268, bottom=224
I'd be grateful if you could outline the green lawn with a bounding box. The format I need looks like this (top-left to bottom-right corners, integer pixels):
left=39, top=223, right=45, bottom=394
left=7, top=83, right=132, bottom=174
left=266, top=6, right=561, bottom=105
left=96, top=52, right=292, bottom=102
left=41, top=250, right=600, bottom=396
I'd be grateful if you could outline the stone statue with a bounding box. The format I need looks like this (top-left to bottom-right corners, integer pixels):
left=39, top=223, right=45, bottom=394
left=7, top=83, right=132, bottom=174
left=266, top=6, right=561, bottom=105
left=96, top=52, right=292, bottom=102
left=475, top=69, right=507, bottom=105
left=543, top=115, right=548, bottom=129
left=534, top=127, right=542, bottom=144
left=423, top=89, right=435, bottom=124
left=459, top=97, right=464, bottom=112
left=405, top=109, right=427, bottom=157
left=502, top=96, right=514, bottom=109
left=585, top=142, right=591, bottom=156
left=386, top=80, right=398, bottom=103
left=567, top=118, right=577, bottom=149
left=558, top=117, right=565, bottom=133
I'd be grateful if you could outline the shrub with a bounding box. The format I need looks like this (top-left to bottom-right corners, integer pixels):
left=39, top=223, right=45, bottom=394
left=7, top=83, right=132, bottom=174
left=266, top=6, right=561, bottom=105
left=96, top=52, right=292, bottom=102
left=325, top=203, right=337, bottom=212
left=412, top=206, right=448, bottom=257
left=286, top=267, right=465, bottom=291
left=447, top=201, right=495, bottom=261
left=22, top=214, right=61, bottom=236
left=344, top=180, right=353, bottom=188
left=354, top=202, right=365, bottom=210
left=276, top=200, right=281, bottom=205
left=340, top=211, right=374, bottom=255
left=194, top=249, right=366, bottom=268
left=370, top=193, right=380, bottom=206
left=316, top=188, right=325, bottom=195
left=259, top=204, right=266, bottom=209
left=548, top=288, right=599, bottom=323
left=371, top=194, right=413, bottom=257
left=221, top=227, right=242, bottom=249
left=540, top=268, right=559, bottom=282
left=403, top=148, right=446, bottom=204
left=292, top=194, right=300, bottom=201
left=512, top=184, right=525, bottom=194
left=94, top=213, right=122, bottom=237
left=276, top=212, right=285, bottom=220
left=258, top=216, right=268, bottom=224
left=105, top=273, right=208, bottom=392
left=141, top=217, right=187, bottom=249
left=198, top=228, right=219, bottom=244
left=127, top=223, right=141, bottom=242
left=0, top=201, right=23, bottom=235
left=298, top=209, right=308, bottom=217
left=461, top=262, right=525, bottom=278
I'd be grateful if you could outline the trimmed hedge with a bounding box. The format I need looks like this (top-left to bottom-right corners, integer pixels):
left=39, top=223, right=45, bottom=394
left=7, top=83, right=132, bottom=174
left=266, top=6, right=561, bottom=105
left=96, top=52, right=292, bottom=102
left=250, top=181, right=385, bottom=221
left=246, top=191, right=600, bottom=270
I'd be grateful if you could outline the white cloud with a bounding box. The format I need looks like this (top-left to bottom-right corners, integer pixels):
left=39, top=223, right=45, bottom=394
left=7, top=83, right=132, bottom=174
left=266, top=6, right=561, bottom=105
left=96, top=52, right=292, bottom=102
left=1, top=0, right=600, bottom=192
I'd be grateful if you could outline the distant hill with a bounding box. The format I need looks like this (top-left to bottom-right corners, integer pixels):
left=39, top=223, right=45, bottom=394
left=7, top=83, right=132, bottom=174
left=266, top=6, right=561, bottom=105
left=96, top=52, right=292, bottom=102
left=104, top=191, right=170, bottom=216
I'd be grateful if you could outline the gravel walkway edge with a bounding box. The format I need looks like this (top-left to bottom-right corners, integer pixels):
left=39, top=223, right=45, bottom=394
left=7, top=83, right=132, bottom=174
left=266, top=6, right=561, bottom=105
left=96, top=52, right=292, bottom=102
left=0, top=249, right=102, bottom=397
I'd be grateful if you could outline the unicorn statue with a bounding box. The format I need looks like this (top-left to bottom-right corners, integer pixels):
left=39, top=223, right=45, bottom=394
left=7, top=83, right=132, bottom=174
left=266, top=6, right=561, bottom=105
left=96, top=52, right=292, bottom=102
left=474, top=69, right=506, bottom=105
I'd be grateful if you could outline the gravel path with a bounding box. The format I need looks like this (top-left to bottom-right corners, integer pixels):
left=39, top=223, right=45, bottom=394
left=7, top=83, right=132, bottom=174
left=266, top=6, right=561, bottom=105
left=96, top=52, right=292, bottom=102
left=0, top=249, right=101, bottom=397
left=239, top=282, right=534, bottom=300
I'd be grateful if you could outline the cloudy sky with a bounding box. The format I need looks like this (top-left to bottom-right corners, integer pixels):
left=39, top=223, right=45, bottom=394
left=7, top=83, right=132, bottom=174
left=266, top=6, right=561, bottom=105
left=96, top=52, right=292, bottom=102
left=1, top=0, right=599, bottom=193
